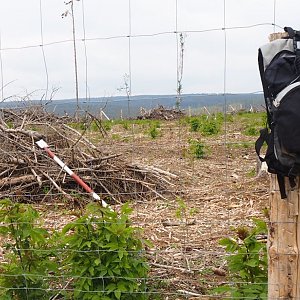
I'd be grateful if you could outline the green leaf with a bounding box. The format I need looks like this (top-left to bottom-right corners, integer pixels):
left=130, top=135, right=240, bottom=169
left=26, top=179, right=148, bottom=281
left=83, top=281, right=90, bottom=291
left=117, top=281, right=127, bottom=292
left=114, top=289, right=121, bottom=299
left=105, top=233, right=111, bottom=242
left=106, top=283, right=116, bottom=292
left=29, top=228, right=47, bottom=243
left=113, top=267, right=121, bottom=275
left=88, top=266, right=94, bottom=276
left=245, top=259, right=259, bottom=267
left=239, top=269, right=249, bottom=280
left=121, top=203, right=133, bottom=215
left=62, top=222, right=75, bottom=234
left=81, top=241, right=92, bottom=249
left=94, top=258, right=101, bottom=266
left=219, top=237, right=238, bottom=252
left=107, top=269, right=114, bottom=277
left=252, top=218, right=267, bottom=234
left=213, top=285, right=232, bottom=294
left=99, top=269, right=107, bottom=277
left=91, top=295, right=102, bottom=300
left=0, top=226, right=9, bottom=235
left=104, top=242, right=119, bottom=251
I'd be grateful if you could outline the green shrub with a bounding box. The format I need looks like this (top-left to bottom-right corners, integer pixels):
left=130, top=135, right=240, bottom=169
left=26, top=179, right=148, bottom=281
left=189, top=139, right=207, bottom=159
left=61, top=203, right=150, bottom=300
left=102, top=120, right=113, bottom=131
left=236, top=111, right=267, bottom=130
left=147, top=121, right=161, bottom=139
left=224, top=113, right=234, bottom=123
left=244, top=126, right=259, bottom=136
left=175, top=198, right=197, bottom=221
left=149, top=126, right=159, bottom=139
left=0, top=199, right=57, bottom=300
left=188, top=115, right=222, bottom=135
left=121, top=120, right=129, bottom=130
left=190, top=117, right=201, bottom=132
left=200, top=118, right=220, bottom=136
left=0, top=200, right=150, bottom=300
left=214, top=219, right=268, bottom=299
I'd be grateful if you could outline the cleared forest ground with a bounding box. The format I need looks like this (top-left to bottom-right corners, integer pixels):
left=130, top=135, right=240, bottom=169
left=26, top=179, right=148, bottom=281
left=90, top=111, right=269, bottom=298
left=0, top=109, right=269, bottom=298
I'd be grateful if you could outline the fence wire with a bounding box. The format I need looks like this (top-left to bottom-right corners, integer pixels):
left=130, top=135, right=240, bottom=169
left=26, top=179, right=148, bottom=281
left=0, top=0, right=292, bottom=298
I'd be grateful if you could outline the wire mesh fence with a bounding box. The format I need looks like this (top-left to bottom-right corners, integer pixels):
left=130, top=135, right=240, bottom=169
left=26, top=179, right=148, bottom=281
left=0, top=0, right=296, bottom=298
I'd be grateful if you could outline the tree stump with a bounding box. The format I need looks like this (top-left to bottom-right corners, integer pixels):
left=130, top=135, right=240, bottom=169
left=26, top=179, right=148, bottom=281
left=268, top=174, right=300, bottom=298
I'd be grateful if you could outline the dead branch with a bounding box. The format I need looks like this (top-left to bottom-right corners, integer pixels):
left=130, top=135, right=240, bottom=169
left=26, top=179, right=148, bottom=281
left=150, top=262, right=194, bottom=274
left=0, top=123, right=44, bottom=140
left=0, top=106, right=175, bottom=204
left=0, top=175, right=36, bottom=187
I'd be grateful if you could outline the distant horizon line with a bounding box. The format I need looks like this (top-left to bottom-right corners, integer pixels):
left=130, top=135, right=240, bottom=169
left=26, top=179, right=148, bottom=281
left=50, top=91, right=264, bottom=102
left=0, top=92, right=264, bottom=108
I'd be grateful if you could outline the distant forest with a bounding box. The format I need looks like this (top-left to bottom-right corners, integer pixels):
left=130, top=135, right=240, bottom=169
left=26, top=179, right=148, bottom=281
left=0, top=93, right=264, bottom=119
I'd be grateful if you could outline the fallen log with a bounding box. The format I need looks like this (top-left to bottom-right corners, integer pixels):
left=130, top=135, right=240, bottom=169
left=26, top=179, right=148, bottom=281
left=0, top=175, right=36, bottom=187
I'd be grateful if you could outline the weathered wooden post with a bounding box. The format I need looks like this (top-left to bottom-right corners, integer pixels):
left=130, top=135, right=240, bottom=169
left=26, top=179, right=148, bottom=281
left=267, top=31, right=300, bottom=299
left=268, top=175, right=300, bottom=298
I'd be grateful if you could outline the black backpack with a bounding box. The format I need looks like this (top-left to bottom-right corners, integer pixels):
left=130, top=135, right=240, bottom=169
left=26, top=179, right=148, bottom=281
left=256, top=27, right=300, bottom=198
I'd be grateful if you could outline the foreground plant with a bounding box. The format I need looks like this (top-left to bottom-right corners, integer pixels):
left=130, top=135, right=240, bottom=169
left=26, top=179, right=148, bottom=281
left=188, top=139, right=207, bottom=159
left=0, top=199, right=57, bottom=300
left=214, top=218, right=268, bottom=299
left=188, top=114, right=222, bottom=135
left=61, top=202, right=150, bottom=300
left=0, top=199, right=150, bottom=299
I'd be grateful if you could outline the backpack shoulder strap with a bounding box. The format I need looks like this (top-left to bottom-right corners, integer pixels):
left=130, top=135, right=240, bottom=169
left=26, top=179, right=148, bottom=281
left=255, top=128, right=269, bottom=161
left=277, top=174, right=287, bottom=199
left=258, top=49, right=272, bottom=127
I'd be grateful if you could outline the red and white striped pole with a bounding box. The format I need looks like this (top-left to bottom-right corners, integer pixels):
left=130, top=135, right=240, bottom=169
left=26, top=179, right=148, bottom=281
left=36, top=139, right=108, bottom=208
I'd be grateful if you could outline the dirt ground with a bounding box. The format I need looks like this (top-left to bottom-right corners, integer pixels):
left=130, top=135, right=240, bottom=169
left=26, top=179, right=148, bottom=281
left=0, top=105, right=269, bottom=300
left=91, top=117, right=270, bottom=298
left=23, top=114, right=269, bottom=299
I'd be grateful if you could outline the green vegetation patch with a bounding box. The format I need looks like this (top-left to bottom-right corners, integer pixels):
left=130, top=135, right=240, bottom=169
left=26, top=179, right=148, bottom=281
left=213, top=218, right=268, bottom=299
left=186, top=113, right=224, bottom=136
left=0, top=200, right=150, bottom=300
left=188, top=139, right=208, bottom=159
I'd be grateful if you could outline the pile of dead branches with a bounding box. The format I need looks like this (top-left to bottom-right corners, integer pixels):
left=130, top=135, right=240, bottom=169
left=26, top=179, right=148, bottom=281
left=138, top=105, right=185, bottom=120
left=0, top=105, right=177, bottom=204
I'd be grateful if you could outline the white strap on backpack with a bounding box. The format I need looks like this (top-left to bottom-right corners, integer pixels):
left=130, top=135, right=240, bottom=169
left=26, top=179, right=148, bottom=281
left=273, top=81, right=300, bottom=107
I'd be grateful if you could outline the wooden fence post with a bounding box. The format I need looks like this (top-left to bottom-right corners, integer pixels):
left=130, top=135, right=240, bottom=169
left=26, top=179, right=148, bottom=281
left=261, top=31, right=300, bottom=298
left=268, top=175, right=300, bottom=298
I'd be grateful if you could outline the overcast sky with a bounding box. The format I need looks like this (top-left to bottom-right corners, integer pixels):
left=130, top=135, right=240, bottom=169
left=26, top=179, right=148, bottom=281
left=0, top=0, right=299, bottom=101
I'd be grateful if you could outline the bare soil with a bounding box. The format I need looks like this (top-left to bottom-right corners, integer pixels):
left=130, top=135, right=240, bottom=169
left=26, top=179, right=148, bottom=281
left=19, top=115, right=269, bottom=299
left=0, top=109, right=269, bottom=300
left=91, top=118, right=269, bottom=298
